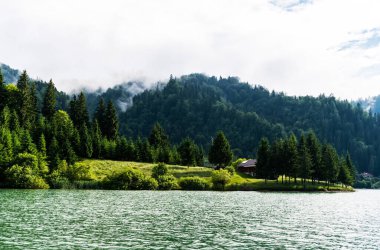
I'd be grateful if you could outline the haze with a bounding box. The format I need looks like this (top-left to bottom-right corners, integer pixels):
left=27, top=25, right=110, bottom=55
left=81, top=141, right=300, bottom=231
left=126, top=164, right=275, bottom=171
left=1, top=0, right=380, bottom=99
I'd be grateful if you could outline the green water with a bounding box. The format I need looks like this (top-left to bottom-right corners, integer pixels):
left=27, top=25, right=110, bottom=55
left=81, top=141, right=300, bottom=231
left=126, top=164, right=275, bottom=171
left=0, top=190, right=379, bottom=249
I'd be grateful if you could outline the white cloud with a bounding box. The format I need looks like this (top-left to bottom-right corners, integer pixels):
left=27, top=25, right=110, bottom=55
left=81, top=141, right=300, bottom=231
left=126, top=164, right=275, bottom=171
left=1, top=0, right=380, bottom=99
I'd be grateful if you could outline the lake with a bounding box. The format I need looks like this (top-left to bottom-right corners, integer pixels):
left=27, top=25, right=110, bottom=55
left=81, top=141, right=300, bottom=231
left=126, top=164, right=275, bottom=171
left=0, top=190, right=379, bottom=249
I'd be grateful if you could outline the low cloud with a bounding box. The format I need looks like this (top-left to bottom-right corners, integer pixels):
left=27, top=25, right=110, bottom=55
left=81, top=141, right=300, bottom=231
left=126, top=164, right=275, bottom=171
left=1, top=0, right=380, bottom=99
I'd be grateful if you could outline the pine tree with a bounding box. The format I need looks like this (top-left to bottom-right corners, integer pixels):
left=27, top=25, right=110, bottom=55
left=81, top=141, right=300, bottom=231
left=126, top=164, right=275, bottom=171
left=91, top=120, right=102, bottom=159
left=95, top=98, right=106, bottom=136
left=306, top=131, right=322, bottom=183
left=17, top=71, right=35, bottom=129
left=321, top=144, right=339, bottom=187
left=20, top=130, right=37, bottom=154
left=256, top=137, right=271, bottom=183
left=78, top=92, right=89, bottom=127
left=38, top=133, right=47, bottom=157
left=345, top=153, right=356, bottom=183
left=208, top=131, right=233, bottom=167
left=297, top=134, right=312, bottom=188
left=42, top=79, right=56, bottom=120
left=79, top=123, right=93, bottom=158
left=178, top=137, right=197, bottom=166
left=0, top=127, right=13, bottom=170
left=285, top=133, right=298, bottom=183
left=105, top=101, right=119, bottom=140
left=149, top=123, right=169, bottom=149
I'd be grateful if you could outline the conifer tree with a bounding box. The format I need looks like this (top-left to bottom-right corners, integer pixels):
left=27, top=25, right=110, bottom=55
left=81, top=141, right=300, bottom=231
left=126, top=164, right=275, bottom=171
left=95, top=97, right=106, bottom=136
left=345, top=153, right=356, bottom=183
left=17, top=71, right=35, bottom=129
left=105, top=101, right=119, bottom=140
left=297, top=134, right=312, bottom=187
left=256, top=137, right=271, bottom=183
left=38, top=133, right=47, bottom=157
left=208, top=131, right=233, bottom=167
left=306, top=131, right=322, bottom=183
left=79, top=123, right=92, bottom=158
left=285, top=133, right=298, bottom=183
left=178, top=137, right=197, bottom=166
left=92, top=120, right=102, bottom=158
left=78, top=92, right=89, bottom=127
left=149, top=123, right=169, bottom=149
left=42, top=79, right=56, bottom=120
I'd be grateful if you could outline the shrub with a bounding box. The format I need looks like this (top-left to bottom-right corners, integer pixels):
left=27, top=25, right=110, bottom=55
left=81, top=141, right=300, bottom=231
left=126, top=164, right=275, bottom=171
left=156, top=174, right=178, bottom=190
left=152, top=163, right=169, bottom=179
left=225, top=165, right=236, bottom=175
left=103, top=167, right=158, bottom=190
left=5, top=164, right=49, bottom=189
left=179, top=176, right=210, bottom=190
left=211, top=169, right=232, bottom=190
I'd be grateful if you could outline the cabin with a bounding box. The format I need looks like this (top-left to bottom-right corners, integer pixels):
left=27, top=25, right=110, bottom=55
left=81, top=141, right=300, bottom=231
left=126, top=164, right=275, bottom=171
left=237, top=159, right=257, bottom=176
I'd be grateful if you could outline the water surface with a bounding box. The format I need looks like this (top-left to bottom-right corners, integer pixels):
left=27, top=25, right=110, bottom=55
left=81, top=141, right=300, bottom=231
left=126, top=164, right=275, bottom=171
left=0, top=190, right=379, bottom=249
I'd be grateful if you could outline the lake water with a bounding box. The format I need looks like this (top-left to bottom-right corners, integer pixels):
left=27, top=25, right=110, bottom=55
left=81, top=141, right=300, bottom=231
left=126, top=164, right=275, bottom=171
left=0, top=190, right=379, bottom=249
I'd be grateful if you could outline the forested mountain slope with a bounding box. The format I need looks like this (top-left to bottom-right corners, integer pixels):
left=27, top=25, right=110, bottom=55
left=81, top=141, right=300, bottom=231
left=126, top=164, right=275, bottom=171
left=121, top=74, right=380, bottom=175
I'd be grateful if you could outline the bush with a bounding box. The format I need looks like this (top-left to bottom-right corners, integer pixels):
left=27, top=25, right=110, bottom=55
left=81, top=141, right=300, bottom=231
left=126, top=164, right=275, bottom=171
left=5, top=164, right=49, bottom=189
left=211, top=169, right=232, bottom=190
left=103, top=167, right=157, bottom=190
left=152, top=163, right=169, bottom=179
left=156, top=174, right=178, bottom=190
left=179, top=176, right=210, bottom=190
left=225, top=165, right=236, bottom=175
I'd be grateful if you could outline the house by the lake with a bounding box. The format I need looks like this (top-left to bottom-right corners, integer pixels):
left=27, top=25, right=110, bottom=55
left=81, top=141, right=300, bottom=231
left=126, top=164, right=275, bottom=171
left=237, top=159, right=256, bottom=176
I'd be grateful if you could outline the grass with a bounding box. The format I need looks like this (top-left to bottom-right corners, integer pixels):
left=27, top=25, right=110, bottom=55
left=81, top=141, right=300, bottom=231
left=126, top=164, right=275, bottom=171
left=76, top=159, right=353, bottom=191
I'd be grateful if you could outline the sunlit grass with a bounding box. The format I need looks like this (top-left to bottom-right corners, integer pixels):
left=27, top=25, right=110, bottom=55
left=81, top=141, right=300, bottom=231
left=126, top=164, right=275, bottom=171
left=77, top=159, right=353, bottom=191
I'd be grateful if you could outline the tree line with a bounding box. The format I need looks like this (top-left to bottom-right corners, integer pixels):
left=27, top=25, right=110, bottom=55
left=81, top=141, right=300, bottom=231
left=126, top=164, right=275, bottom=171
left=0, top=70, right=204, bottom=188
left=256, top=132, right=356, bottom=187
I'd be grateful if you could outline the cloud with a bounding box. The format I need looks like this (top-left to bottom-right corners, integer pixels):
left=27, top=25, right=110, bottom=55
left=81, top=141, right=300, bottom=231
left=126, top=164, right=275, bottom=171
left=1, top=0, right=380, bottom=99
left=270, top=0, right=313, bottom=11
left=338, top=28, right=380, bottom=51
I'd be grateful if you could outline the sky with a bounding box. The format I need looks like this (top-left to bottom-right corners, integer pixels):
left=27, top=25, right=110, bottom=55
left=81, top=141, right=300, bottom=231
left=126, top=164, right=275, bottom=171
left=1, top=0, right=380, bottom=99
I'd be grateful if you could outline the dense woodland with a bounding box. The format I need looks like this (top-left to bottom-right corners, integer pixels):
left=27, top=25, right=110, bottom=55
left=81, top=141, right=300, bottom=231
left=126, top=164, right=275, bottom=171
left=121, top=74, right=380, bottom=176
left=0, top=63, right=374, bottom=188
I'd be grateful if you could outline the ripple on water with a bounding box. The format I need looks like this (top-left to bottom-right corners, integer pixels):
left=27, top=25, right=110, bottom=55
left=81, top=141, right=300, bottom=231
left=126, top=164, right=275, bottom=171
left=0, top=190, right=379, bottom=249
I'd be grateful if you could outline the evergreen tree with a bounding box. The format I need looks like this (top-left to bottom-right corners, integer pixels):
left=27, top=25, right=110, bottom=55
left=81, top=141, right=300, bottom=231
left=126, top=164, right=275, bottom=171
left=208, top=131, right=233, bottom=167
left=42, top=79, right=56, bottom=120
left=285, top=133, right=298, bottom=183
left=149, top=123, right=169, bottom=149
left=321, top=144, right=339, bottom=187
left=105, top=101, right=119, bottom=140
left=92, top=120, right=102, bottom=158
left=345, top=153, right=356, bottom=183
left=38, top=133, right=47, bottom=157
left=297, top=134, right=312, bottom=187
left=17, top=71, right=36, bottom=129
left=20, top=130, right=37, bottom=154
left=256, top=137, right=271, bottom=183
left=95, top=97, right=106, bottom=136
left=0, top=127, right=13, bottom=170
left=306, top=131, right=322, bottom=183
left=79, top=123, right=93, bottom=158
left=178, top=137, right=197, bottom=166
left=338, top=158, right=352, bottom=187
left=77, top=92, right=90, bottom=127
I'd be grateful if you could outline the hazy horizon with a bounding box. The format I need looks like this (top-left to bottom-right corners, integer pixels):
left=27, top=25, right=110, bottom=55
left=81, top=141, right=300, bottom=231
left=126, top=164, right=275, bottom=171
left=1, top=0, right=380, bottom=99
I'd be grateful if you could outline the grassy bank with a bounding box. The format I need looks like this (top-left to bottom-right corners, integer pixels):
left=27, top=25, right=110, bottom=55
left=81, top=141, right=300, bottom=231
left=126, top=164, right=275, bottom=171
left=74, top=159, right=353, bottom=191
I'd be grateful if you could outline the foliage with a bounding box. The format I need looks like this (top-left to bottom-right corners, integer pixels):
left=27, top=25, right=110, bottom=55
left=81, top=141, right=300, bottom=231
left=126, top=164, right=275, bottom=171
left=178, top=176, right=211, bottom=190
left=208, top=131, right=233, bottom=167
left=103, top=167, right=158, bottom=190
left=211, top=169, right=232, bottom=190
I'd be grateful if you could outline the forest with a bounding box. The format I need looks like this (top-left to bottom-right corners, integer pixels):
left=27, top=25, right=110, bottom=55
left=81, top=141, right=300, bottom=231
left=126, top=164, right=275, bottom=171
left=0, top=68, right=355, bottom=189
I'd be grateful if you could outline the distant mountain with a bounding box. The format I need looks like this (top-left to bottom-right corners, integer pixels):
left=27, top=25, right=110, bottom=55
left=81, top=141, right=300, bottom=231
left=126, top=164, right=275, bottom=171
left=0, top=63, right=20, bottom=84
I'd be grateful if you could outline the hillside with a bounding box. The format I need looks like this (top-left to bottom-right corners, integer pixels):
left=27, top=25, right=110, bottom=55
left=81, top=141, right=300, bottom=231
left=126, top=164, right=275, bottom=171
left=121, top=74, right=380, bottom=175
left=1, top=63, right=379, bottom=176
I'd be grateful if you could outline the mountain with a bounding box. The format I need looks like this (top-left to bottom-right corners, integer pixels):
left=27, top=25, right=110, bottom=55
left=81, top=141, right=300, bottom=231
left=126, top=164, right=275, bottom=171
left=1, top=63, right=380, bottom=175
left=0, top=63, right=20, bottom=84
left=120, top=74, right=380, bottom=175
